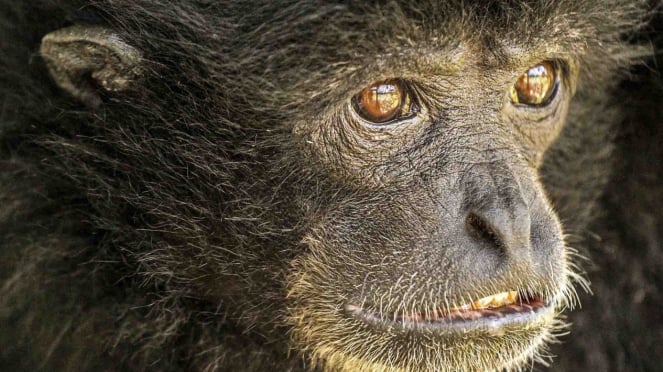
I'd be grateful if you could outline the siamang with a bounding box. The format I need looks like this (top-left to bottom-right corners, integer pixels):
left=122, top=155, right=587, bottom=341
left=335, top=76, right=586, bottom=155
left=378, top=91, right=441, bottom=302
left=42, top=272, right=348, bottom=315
left=1, top=1, right=661, bottom=371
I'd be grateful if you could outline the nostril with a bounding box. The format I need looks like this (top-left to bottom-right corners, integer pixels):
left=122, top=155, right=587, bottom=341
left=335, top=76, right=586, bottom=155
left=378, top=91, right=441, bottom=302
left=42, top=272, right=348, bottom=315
left=465, top=212, right=506, bottom=252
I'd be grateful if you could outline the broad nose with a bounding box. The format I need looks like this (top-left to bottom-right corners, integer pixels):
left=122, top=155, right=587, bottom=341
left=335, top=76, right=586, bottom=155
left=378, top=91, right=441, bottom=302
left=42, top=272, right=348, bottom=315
left=453, top=161, right=540, bottom=273
left=465, top=202, right=532, bottom=268
left=430, top=161, right=564, bottom=283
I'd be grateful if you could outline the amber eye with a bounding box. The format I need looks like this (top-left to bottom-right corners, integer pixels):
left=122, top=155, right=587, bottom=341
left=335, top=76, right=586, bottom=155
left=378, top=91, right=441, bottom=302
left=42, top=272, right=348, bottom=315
left=510, top=61, right=558, bottom=106
left=352, top=79, right=412, bottom=124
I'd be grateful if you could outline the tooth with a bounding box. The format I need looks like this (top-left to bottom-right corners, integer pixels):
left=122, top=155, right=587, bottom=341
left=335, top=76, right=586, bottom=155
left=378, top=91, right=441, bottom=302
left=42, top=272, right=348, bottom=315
left=474, top=297, right=490, bottom=308
left=471, top=291, right=520, bottom=310
left=490, top=292, right=505, bottom=306
left=447, top=291, right=522, bottom=313
left=449, top=303, right=472, bottom=312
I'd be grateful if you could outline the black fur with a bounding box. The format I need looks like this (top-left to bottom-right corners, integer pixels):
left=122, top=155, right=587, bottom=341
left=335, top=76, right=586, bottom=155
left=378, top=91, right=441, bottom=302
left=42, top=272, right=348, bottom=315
left=0, top=1, right=660, bottom=371
left=552, top=9, right=663, bottom=369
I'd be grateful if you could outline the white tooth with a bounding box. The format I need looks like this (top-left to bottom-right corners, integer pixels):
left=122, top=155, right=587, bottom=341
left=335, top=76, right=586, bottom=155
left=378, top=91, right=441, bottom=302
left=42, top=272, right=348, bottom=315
left=471, top=291, right=519, bottom=309
left=451, top=291, right=521, bottom=312
left=491, top=292, right=506, bottom=306
left=476, top=297, right=492, bottom=308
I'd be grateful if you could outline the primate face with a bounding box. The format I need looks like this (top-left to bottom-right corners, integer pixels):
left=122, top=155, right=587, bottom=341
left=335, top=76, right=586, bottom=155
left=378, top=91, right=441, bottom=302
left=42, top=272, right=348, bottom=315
left=286, top=23, right=581, bottom=372
left=279, top=2, right=644, bottom=371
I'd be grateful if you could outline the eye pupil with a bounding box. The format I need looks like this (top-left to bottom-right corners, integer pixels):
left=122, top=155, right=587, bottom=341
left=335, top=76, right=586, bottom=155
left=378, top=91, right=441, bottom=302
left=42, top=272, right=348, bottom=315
left=355, top=80, right=406, bottom=124
left=511, top=61, right=557, bottom=106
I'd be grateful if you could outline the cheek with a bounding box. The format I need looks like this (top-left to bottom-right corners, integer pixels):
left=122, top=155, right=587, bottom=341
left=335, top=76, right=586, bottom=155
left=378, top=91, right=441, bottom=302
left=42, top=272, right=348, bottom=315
left=539, top=98, right=618, bottom=230
left=294, top=114, right=425, bottom=188
left=508, top=96, right=571, bottom=166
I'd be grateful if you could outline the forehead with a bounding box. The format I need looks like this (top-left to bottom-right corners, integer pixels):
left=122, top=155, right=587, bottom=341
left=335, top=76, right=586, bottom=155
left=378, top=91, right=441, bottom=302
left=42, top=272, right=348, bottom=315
left=226, top=0, right=629, bottom=79
left=333, top=2, right=589, bottom=36
left=93, top=0, right=640, bottom=102
left=101, top=0, right=635, bottom=65
left=242, top=1, right=592, bottom=94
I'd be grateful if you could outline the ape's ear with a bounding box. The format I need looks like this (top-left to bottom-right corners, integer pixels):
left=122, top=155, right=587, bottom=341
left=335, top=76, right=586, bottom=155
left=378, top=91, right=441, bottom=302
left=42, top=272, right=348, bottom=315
left=40, top=25, right=143, bottom=108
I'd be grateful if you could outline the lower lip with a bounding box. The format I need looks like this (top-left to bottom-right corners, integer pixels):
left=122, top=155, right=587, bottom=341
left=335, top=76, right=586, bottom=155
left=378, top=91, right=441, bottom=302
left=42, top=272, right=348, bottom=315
left=346, top=298, right=554, bottom=332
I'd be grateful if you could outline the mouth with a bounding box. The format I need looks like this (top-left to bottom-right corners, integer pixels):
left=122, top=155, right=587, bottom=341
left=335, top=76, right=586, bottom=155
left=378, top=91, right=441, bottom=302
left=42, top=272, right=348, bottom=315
left=346, top=291, right=554, bottom=332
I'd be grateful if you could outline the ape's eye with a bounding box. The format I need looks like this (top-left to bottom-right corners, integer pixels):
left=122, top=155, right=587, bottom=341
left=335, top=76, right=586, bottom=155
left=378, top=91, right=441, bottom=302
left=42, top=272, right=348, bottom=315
left=352, top=79, right=412, bottom=124
left=510, top=61, right=558, bottom=106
